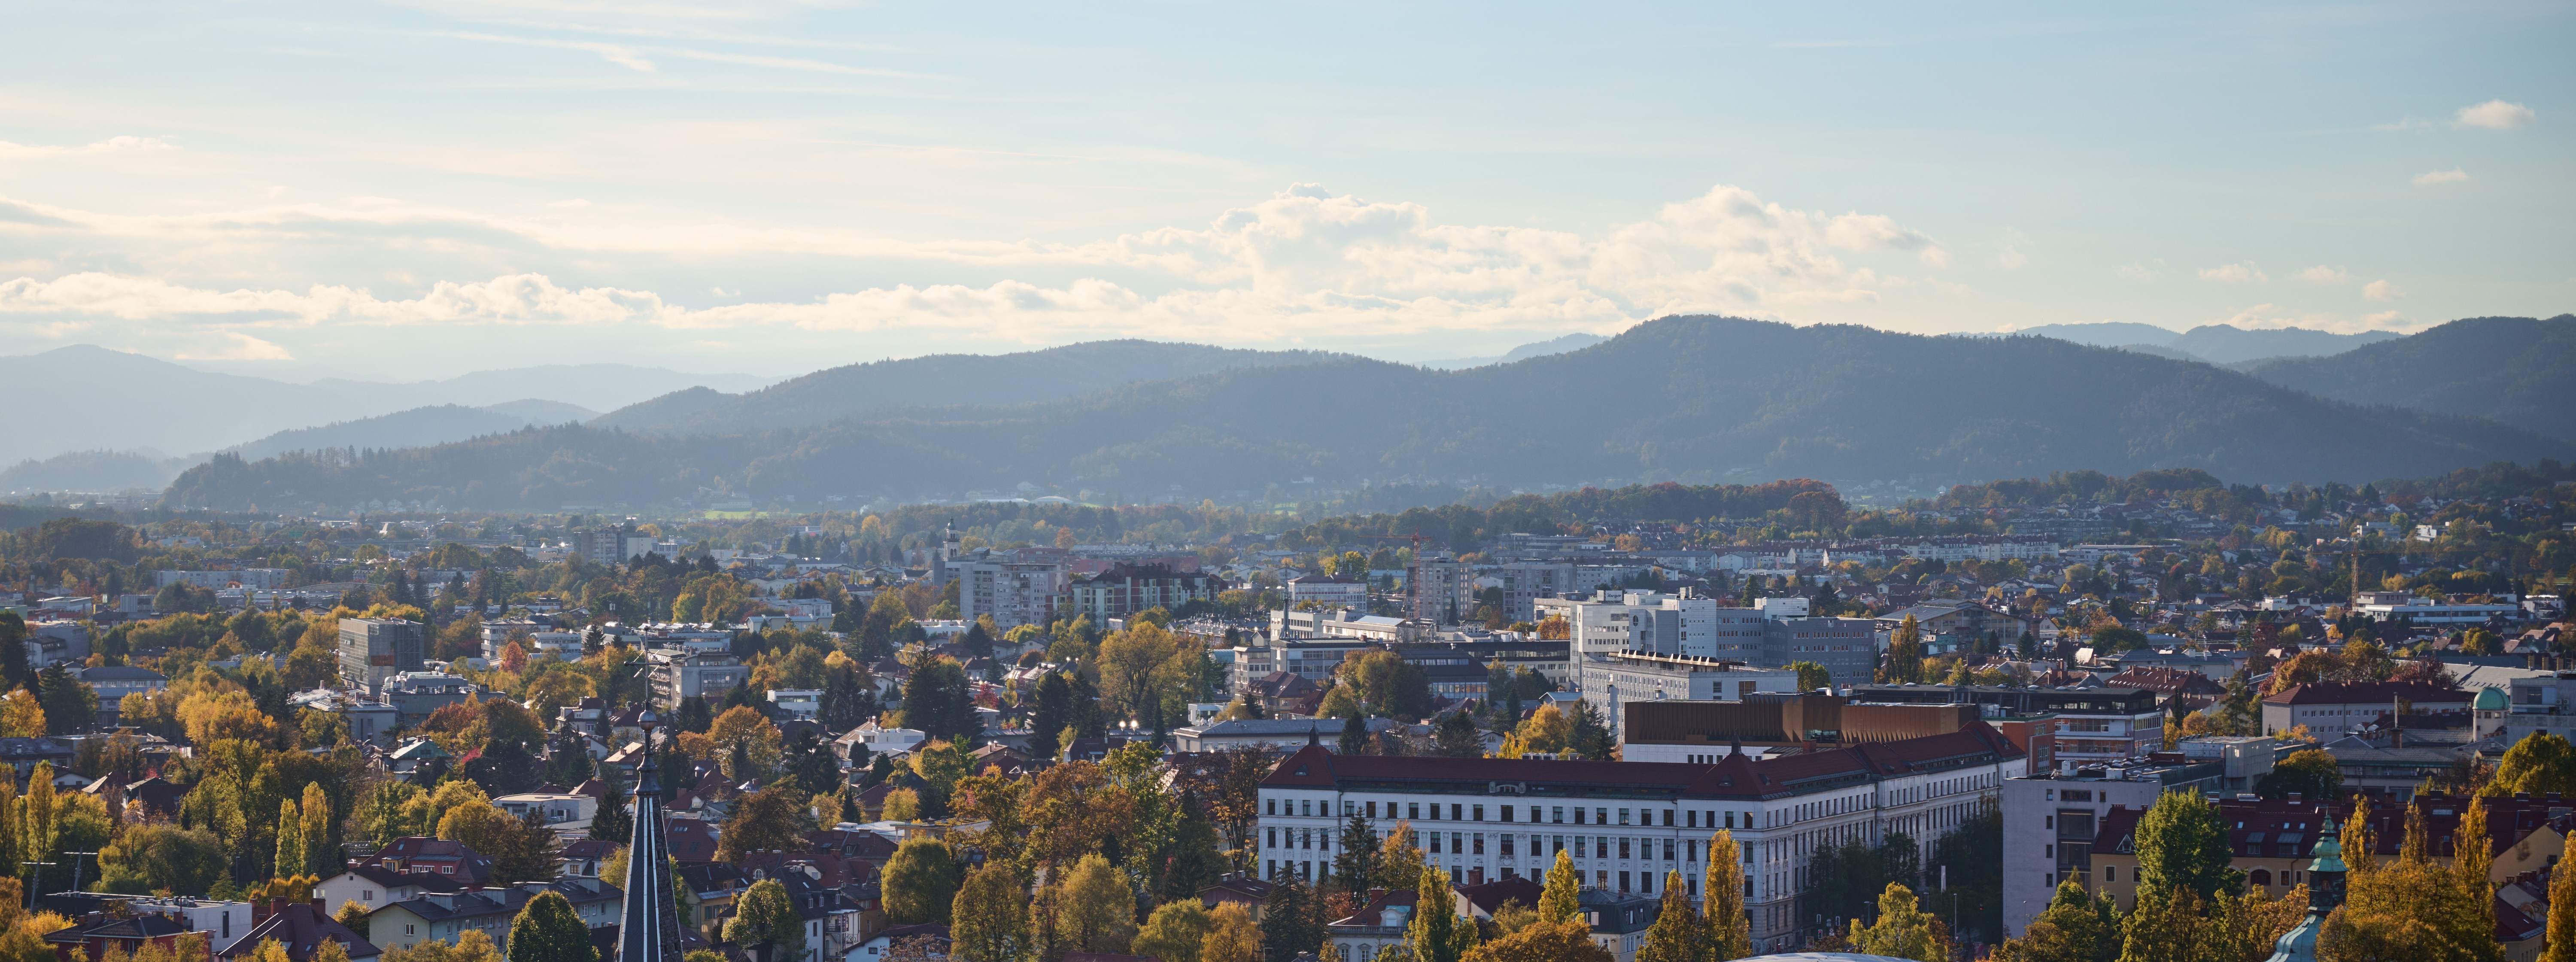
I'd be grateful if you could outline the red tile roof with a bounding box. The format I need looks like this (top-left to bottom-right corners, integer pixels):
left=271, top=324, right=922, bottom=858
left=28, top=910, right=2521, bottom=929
left=1264, top=722, right=2025, bottom=801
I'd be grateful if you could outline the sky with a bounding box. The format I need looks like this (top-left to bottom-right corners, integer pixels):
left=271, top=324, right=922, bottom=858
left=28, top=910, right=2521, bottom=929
left=0, top=1, right=2568, bottom=379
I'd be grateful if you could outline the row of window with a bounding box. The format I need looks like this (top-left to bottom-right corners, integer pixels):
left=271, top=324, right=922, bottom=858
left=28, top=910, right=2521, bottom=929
left=1264, top=827, right=1698, bottom=863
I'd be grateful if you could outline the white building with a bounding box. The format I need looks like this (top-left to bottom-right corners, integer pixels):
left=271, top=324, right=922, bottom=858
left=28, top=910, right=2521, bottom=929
left=1257, top=724, right=2028, bottom=954
left=1576, top=652, right=1799, bottom=739
left=953, top=558, right=1066, bottom=629
left=2351, top=591, right=2520, bottom=625
left=1286, top=574, right=1370, bottom=612
left=767, top=689, right=822, bottom=721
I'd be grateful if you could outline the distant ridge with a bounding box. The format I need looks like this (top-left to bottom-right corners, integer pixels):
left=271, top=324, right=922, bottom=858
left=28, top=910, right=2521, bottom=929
left=161, top=315, right=2570, bottom=512
left=2242, top=315, right=2576, bottom=442
left=2003, top=322, right=2400, bottom=364
left=1415, top=332, right=1610, bottom=370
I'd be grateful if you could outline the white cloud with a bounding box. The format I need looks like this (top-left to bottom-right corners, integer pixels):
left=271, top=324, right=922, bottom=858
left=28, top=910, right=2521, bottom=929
left=1995, top=228, right=2031, bottom=270
left=2363, top=310, right=2405, bottom=327
left=2413, top=168, right=2470, bottom=186
left=173, top=331, right=295, bottom=361
left=2362, top=279, right=2401, bottom=301
left=2454, top=100, right=2536, bottom=129
left=2198, top=262, right=2266, bottom=283
left=2114, top=262, right=2161, bottom=282
left=0, top=136, right=179, bottom=162
left=2215, top=303, right=2418, bottom=335
left=0, top=182, right=1949, bottom=345
left=2293, top=265, right=2351, bottom=283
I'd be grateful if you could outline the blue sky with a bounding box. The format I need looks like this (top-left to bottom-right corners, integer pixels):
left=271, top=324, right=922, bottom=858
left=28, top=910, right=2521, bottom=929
left=0, top=1, right=2566, bottom=377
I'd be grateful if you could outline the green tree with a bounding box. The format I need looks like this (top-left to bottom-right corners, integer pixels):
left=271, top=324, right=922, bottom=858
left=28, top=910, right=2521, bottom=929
left=1788, top=660, right=1832, bottom=692
left=2543, top=852, right=2576, bottom=962
left=1133, top=899, right=1215, bottom=962
left=1566, top=701, right=1613, bottom=760
left=1048, top=853, right=1137, bottom=955
left=725, top=879, right=808, bottom=962
left=1539, top=850, right=1580, bottom=923
left=2255, top=748, right=2344, bottom=801
left=1431, top=713, right=1482, bottom=759
left=1990, top=880, right=2120, bottom=962
left=949, top=863, right=1032, bottom=962
left=505, top=891, right=594, bottom=962
left=36, top=662, right=95, bottom=734
left=1845, top=883, right=1950, bottom=962
left=273, top=799, right=306, bottom=881
left=882, top=838, right=962, bottom=925
left=1258, top=877, right=1324, bottom=962
left=1332, top=813, right=1381, bottom=893
left=2484, top=732, right=2576, bottom=798
left=2133, top=789, right=2241, bottom=902
left=1634, top=871, right=1704, bottom=962
left=1407, top=865, right=1476, bottom=962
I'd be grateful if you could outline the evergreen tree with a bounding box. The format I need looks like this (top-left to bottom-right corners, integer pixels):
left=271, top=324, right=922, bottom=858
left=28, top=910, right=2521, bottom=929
left=1431, top=712, right=1482, bottom=758
left=1030, top=673, right=1072, bottom=762
left=1332, top=813, right=1380, bottom=893
left=36, top=662, right=94, bottom=734
left=1566, top=701, right=1613, bottom=760
left=1338, top=714, right=1372, bottom=756
left=1260, top=878, right=1324, bottom=962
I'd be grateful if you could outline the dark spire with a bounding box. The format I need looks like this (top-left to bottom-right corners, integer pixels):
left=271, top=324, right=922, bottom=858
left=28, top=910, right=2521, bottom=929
left=1307, top=723, right=1320, bottom=747
left=615, top=709, right=683, bottom=962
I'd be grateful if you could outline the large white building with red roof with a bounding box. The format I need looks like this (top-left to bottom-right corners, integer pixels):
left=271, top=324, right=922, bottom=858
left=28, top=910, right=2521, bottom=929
left=1257, top=723, right=2028, bottom=954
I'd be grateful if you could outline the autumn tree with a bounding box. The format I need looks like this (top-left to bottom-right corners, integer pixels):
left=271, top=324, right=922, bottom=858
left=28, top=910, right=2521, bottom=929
left=1134, top=899, right=1215, bottom=962
left=1703, top=831, right=1753, bottom=959
left=1202, top=902, right=1261, bottom=962
left=948, top=864, right=1030, bottom=962
left=1407, top=865, right=1476, bottom=962
left=726, top=879, right=808, bottom=962
left=882, top=838, right=962, bottom=925
left=1990, top=881, right=2119, bottom=962
left=505, top=891, right=594, bottom=962
left=1635, top=871, right=1704, bottom=962
left=1845, top=883, right=1950, bottom=962
left=2135, top=789, right=2240, bottom=902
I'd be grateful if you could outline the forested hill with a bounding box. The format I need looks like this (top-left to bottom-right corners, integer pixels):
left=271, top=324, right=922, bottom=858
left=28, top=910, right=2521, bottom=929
left=2242, top=315, right=2576, bottom=443
left=591, top=340, right=1348, bottom=435
left=160, top=316, right=2574, bottom=511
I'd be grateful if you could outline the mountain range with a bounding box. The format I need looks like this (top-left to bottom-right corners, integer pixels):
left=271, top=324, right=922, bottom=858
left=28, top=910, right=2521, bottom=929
left=2004, top=322, right=2403, bottom=364
left=2240, top=315, right=2575, bottom=443
left=158, top=315, right=2575, bottom=512
left=1413, top=332, right=1612, bottom=370
left=0, top=345, right=770, bottom=476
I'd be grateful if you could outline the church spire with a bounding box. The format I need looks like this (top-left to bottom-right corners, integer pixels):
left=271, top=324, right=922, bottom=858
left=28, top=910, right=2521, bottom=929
left=2266, top=811, right=2348, bottom=962
left=616, top=708, right=684, bottom=962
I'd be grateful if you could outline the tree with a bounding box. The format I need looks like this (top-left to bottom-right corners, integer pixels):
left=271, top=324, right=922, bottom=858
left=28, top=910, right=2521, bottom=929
left=273, top=799, right=306, bottom=882
left=1202, top=902, right=1261, bottom=962
left=97, top=823, right=225, bottom=895
left=1635, top=871, right=1704, bottom=962
left=1788, top=660, right=1832, bottom=692
left=1337, top=711, right=1372, bottom=756
left=1566, top=701, right=1613, bottom=760
left=2543, top=858, right=2576, bottom=962
left=1379, top=825, right=1428, bottom=901
left=882, top=838, right=962, bottom=925
left=2483, top=732, right=2576, bottom=798
left=1540, top=850, right=1580, bottom=923
left=900, top=657, right=983, bottom=744
left=1407, top=865, right=1476, bottom=962
left=2255, top=749, right=2343, bottom=801
left=881, top=788, right=921, bottom=822
left=727, top=879, right=808, bottom=962
left=949, top=863, right=1032, bottom=962
left=1333, top=813, right=1381, bottom=893
left=1134, top=899, right=1215, bottom=962
left=1883, top=615, right=1926, bottom=683
left=718, top=786, right=813, bottom=860
left=505, top=891, right=593, bottom=962
left=1703, top=831, right=1753, bottom=960
left=1431, top=713, right=1482, bottom=759
left=1048, top=853, right=1136, bottom=955
left=2133, top=789, right=2241, bottom=902
left=300, top=783, right=333, bottom=877
left=1845, top=883, right=1950, bottom=962
left=1030, top=673, right=1073, bottom=762
left=0, top=692, right=43, bottom=739
left=36, top=663, right=94, bottom=734
left=1458, top=917, right=1610, bottom=962
left=1990, top=880, right=2119, bottom=962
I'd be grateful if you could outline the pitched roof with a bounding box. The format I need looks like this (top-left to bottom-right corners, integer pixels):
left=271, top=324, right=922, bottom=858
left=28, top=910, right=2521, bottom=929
left=2263, top=681, right=2474, bottom=706
left=217, top=904, right=380, bottom=962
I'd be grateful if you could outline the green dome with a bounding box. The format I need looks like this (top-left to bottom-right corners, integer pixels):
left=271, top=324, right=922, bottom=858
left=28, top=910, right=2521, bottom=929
left=2476, top=686, right=2509, bottom=710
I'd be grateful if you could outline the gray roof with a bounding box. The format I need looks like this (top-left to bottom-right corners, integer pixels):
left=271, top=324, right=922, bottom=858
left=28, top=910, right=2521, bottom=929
left=1181, top=718, right=1394, bottom=737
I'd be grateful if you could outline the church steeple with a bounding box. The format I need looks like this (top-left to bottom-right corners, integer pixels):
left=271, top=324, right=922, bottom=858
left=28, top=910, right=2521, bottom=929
left=2266, top=813, right=2348, bottom=962
left=615, top=708, right=683, bottom=962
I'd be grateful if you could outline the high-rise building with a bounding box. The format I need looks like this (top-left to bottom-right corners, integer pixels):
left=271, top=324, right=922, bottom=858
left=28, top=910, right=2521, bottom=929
left=572, top=525, right=659, bottom=566
left=954, top=557, right=1066, bottom=629
left=338, top=617, right=425, bottom=696
left=1408, top=552, right=1475, bottom=625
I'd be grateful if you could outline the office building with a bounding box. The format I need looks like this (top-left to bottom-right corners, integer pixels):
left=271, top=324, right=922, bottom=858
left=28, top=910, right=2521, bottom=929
left=1577, top=653, right=1799, bottom=739
left=338, top=618, right=425, bottom=696
left=953, top=558, right=1065, bottom=630
left=1852, top=684, right=2164, bottom=772
left=1617, top=695, right=1982, bottom=763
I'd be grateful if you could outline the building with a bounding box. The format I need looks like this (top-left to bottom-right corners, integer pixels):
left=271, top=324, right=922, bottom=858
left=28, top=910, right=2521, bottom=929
left=1257, top=725, right=2027, bottom=953
left=383, top=672, right=475, bottom=725
left=767, top=689, right=822, bottom=721
left=1410, top=553, right=1476, bottom=625
left=155, top=568, right=293, bottom=590
left=337, top=618, right=425, bottom=697
left=1617, top=695, right=1983, bottom=763
left=952, top=558, right=1065, bottom=630
left=1171, top=718, right=1395, bottom=753
left=213, top=904, right=380, bottom=962
left=365, top=880, right=623, bottom=954
left=1059, top=564, right=1221, bottom=622
left=24, top=619, right=91, bottom=669
left=495, top=792, right=598, bottom=827
left=1576, top=652, right=1798, bottom=739
left=2260, top=681, right=2473, bottom=737
left=1535, top=592, right=1875, bottom=686
left=315, top=865, right=467, bottom=918
left=571, top=525, right=659, bottom=566
left=2086, top=792, right=2573, bottom=916
left=1496, top=561, right=1579, bottom=622
left=75, top=666, right=167, bottom=723
left=1853, top=685, right=2164, bottom=772
left=1999, top=762, right=2224, bottom=937
left=2352, top=591, right=2521, bottom=625
left=1286, top=574, right=1370, bottom=612
left=1759, top=616, right=1878, bottom=687
left=647, top=649, right=750, bottom=710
